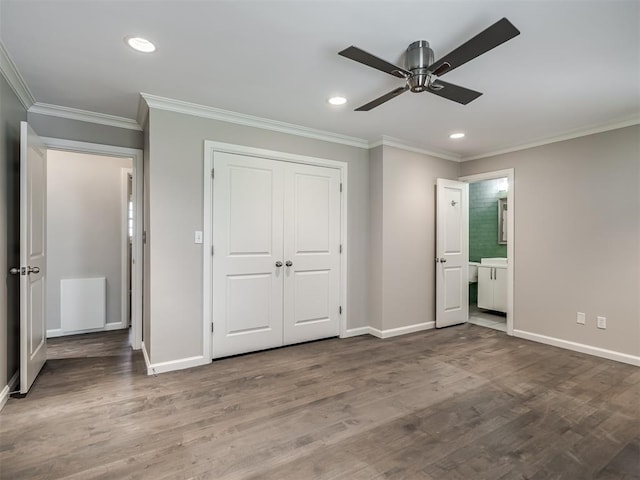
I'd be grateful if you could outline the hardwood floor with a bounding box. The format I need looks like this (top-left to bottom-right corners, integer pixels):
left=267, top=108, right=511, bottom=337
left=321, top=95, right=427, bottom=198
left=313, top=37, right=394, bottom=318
left=1, top=325, right=638, bottom=479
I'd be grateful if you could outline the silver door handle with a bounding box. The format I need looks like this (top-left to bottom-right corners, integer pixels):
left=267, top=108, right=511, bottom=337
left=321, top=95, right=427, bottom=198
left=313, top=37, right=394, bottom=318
left=285, top=260, right=293, bottom=267
left=28, top=266, right=40, bottom=274
left=275, top=261, right=283, bottom=267
left=9, top=267, right=21, bottom=275
left=439, top=258, right=447, bottom=263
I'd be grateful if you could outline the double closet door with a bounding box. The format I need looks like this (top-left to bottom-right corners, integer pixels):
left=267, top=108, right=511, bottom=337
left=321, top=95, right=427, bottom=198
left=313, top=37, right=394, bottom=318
left=212, top=152, right=341, bottom=358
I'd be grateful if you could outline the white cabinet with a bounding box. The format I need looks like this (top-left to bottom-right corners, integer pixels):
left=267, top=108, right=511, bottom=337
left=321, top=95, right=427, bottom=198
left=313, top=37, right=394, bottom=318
left=477, top=265, right=507, bottom=313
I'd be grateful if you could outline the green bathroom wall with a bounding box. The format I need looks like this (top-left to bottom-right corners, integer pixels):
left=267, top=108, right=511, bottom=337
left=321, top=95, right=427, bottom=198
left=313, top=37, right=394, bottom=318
left=469, top=178, right=507, bottom=263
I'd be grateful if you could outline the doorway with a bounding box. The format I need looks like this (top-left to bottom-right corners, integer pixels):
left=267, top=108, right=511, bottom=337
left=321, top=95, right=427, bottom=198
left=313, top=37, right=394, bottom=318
left=41, top=138, right=143, bottom=350
left=460, top=169, right=515, bottom=335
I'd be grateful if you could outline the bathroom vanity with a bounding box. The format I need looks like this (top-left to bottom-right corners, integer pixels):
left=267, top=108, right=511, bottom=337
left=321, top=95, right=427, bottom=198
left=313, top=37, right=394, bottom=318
left=476, top=258, right=507, bottom=313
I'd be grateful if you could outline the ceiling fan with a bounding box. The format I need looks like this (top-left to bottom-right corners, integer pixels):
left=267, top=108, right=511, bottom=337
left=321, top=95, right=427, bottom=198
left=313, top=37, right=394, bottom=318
left=338, top=17, right=520, bottom=111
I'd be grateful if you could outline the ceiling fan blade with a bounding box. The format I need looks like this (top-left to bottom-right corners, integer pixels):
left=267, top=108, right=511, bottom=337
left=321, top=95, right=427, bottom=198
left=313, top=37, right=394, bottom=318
left=339, top=46, right=411, bottom=79
left=428, top=80, right=482, bottom=105
left=427, top=17, right=520, bottom=76
left=355, top=86, right=409, bottom=111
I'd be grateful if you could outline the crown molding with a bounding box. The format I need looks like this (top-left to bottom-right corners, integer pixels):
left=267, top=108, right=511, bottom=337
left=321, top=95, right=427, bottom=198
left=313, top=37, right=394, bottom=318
left=370, top=135, right=462, bottom=162
left=462, top=116, right=640, bottom=162
left=137, top=95, right=149, bottom=129
left=0, top=40, right=35, bottom=110
left=140, top=93, right=369, bottom=149
left=28, top=102, right=142, bottom=131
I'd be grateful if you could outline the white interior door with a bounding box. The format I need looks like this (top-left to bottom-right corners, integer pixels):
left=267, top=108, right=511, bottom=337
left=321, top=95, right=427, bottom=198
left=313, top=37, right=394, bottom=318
left=283, top=163, right=341, bottom=344
left=18, top=122, right=47, bottom=394
left=435, top=178, right=468, bottom=328
left=212, top=152, right=284, bottom=358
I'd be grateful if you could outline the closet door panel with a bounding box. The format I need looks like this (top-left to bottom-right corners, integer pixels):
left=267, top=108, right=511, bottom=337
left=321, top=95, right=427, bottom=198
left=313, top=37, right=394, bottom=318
left=212, top=152, right=284, bottom=358
left=283, top=164, right=341, bottom=344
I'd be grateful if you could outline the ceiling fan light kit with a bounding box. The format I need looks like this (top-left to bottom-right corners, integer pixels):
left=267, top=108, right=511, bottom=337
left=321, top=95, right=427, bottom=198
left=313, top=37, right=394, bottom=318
left=338, top=17, right=520, bottom=111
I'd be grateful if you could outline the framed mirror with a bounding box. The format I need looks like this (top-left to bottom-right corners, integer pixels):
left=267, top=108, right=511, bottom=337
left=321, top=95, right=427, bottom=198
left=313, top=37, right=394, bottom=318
left=498, top=198, right=507, bottom=244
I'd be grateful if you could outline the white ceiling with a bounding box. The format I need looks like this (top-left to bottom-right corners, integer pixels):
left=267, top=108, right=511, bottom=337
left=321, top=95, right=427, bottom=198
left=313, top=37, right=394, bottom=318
left=1, top=1, right=639, bottom=159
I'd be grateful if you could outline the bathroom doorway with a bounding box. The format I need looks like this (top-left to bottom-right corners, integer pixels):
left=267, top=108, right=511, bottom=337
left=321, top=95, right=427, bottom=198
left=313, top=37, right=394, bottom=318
left=460, top=169, right=514, bottom=334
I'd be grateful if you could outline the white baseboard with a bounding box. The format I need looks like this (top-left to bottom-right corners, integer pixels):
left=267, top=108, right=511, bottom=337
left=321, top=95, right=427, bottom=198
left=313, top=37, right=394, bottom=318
left=141, top=342, right=210, bottom=375
left=47, top=323, right=127, bottom=338
left=513, top=329, right=640, bottom=367
left=141, top=341, right=152, bottom=375
left=341, top=326, right=372, bottom=338
left=370, top=321, right=436, bottom=339
left=0, top=371, right=20, bottom=412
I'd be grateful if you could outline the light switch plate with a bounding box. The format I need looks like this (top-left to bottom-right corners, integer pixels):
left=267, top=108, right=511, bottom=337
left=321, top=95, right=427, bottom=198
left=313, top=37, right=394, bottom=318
left=577, top=312, right=585, bottom=325
left=597, top=316, right=606, bottom=329
left=194, top=231, right=203, bottom=244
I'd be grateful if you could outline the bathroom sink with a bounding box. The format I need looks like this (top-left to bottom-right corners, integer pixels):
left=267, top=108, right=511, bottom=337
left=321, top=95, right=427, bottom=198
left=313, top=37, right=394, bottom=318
left=481, top=257, right=507, bottom=266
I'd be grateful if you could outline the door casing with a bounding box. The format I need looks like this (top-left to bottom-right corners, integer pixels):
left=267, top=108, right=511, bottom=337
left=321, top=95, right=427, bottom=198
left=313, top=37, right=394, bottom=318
left=203, top=141, right=348, bottom=360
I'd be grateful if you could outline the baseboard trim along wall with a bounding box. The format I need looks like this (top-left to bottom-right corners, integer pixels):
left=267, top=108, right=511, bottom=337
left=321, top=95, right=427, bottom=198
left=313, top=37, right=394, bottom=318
left=141, top=342, right=210, bottom=375
left=343, top=321, right=435, bottom=340
left=47, top=323, right=127, bottom=338
left=513, top=329, right=640, bottom=367
left=0, top=372, right=20, bottom=412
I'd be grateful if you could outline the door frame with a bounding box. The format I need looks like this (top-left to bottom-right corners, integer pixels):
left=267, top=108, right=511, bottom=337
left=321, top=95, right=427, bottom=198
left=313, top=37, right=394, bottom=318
left=203, top=141, right=348, bottom=360
left=458, top=168, right=515, bottom=335
left=41, top=137, right=144, bottom=350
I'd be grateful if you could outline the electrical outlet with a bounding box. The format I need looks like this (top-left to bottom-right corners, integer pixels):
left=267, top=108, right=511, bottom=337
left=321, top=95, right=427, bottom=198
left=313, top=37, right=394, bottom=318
left=576, top=312, right=586, bottom=325
left=597, top=316, right=607, bottom=329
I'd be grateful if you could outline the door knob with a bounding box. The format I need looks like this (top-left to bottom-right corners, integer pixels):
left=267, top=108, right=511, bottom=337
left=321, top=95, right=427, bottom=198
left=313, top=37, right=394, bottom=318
left=275, top=261, right=283, bottom=267
left=9, top=267, right=21, bottom=275
left=28, top=266, right=40, bottom=274
left=285, top=260, right=293, bottom=267
left=439, top=258, right=447, bottom=263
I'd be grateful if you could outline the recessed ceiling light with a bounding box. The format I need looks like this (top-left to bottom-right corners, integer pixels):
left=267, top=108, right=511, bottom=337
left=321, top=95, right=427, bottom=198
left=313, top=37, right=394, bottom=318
left=125, top=36, right=156, bottom=53
left=449, top=132, right=465, bottom=139
left=328, top=96, right=347, bottom=106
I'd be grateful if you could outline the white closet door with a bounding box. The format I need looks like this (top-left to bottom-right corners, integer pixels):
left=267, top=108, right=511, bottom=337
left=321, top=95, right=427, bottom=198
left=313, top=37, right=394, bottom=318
left=212, top=152, right=284, bottom=358
left=283, top=163, right=341, bottom=344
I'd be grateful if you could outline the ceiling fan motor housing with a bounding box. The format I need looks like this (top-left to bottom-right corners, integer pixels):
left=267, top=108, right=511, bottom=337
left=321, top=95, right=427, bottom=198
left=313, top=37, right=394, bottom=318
left=405, top=40, right=434, bottom=92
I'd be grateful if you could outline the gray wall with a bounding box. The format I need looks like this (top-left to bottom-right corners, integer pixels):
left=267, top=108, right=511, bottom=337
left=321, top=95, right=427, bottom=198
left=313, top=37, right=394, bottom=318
left=461, top=125, right=640, bottom=356
left=46, top=150, right=131, bottom=333
left=146, top=108, right=370, bottom=364
left=0, top=74, right=26, bottom=390
left=27, top=113, right=143, bottom=150
left=380, top=146, right=460, bottom=330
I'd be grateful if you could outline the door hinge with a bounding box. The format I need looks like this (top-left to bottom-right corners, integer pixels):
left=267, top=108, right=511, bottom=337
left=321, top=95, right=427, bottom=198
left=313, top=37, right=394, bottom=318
left=211, top=245, right=214, bottom=256
left=340, top=183, right=343, bottom=193
left=143, top=231, right=147, bottom=244
left=211, top=168, right=215, bottom=179
left=339, top=306, right=342, bottom=315
left=211, top=323, right=214, bottom=333
left=339, top=244, right=342, bottom=254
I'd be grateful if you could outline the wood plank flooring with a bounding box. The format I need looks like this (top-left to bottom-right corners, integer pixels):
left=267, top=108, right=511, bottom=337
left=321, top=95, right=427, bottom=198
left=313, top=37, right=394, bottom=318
left=1, top=325, right=638, bottom=479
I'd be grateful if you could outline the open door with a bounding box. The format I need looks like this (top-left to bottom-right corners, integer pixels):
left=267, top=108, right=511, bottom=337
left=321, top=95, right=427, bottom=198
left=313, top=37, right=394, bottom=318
left=435, top=178, right=468, bottom=328
left=14, top=122, right=47, bottom=394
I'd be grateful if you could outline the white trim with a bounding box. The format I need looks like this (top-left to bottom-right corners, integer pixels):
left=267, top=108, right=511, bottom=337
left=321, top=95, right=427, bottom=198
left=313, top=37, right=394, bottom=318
left=341, top=326, right=372, bottom=338
left=121, top=168, right=133, bottom=332
left=371, top=136, right=462, bottom=162
left=41, top=137, right=144, bottom=350
left=462, top=117, right=640, bottom=161
left=203, top=141, right=348, bottom=359
left=513, top=329, right=640, bottom=367
left=369, top=321, right=435, bottom=339
left=146, top=355, right=210, bottom=376
left=47, top=323, right=127, bottom=338
left=0, top=40, right=35, bottom=109
left=29, top=103, right=142, bottom=131
left=141, top=341, right=152, bottom=375
left=141, top=93, right=369, bottom=149
left=0, top=372, right=19, bottom=412
left=459, top=169, right=515, bottom=336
